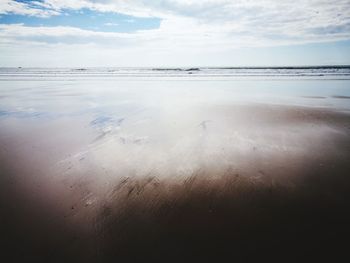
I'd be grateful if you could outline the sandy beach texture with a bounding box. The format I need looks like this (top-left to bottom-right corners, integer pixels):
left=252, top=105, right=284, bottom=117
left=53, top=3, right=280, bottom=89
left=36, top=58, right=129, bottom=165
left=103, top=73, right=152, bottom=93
left=1, top=102, right=350, bottom=262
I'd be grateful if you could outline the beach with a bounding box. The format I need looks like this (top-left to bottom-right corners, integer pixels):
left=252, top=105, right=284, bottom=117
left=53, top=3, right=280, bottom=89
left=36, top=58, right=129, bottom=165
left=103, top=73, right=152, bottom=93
left=1, top=68, right=350, bottom=262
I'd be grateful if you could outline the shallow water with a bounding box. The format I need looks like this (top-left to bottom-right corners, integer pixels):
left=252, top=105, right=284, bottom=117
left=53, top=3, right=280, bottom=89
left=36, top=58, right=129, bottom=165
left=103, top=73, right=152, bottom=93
left=1, top=76, right=350, bottom=118
left=1, top=69, right=350, bottom=262
left=1, top=72, right=350, bottom=175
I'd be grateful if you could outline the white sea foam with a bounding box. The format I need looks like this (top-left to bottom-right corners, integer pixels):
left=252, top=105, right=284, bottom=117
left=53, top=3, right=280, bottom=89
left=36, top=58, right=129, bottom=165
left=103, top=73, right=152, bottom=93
left=0, top=66, right=349, bottom=80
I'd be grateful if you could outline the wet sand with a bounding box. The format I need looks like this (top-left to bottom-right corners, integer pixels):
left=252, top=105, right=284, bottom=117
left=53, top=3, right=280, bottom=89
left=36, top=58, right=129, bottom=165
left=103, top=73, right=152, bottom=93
left=1, top=103, right=350, bottom=262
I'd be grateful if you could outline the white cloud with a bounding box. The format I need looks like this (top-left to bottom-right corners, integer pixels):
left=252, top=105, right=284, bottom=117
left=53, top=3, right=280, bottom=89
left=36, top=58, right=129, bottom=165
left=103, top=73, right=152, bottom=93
left=0, top=0, right=60, bottom=17
left=0, top=0, right=350, bottom=66
left=104, top=22, right=119, bottom=26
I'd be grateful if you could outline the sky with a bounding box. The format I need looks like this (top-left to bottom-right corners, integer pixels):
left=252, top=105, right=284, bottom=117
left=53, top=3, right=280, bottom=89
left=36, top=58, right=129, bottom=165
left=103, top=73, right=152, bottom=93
left=0, top=0, right=350, bottom=67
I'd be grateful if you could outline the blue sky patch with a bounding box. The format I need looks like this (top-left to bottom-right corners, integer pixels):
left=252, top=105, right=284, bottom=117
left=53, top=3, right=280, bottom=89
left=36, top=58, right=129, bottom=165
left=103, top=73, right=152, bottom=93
left=0, top=7, right=161, bottom=33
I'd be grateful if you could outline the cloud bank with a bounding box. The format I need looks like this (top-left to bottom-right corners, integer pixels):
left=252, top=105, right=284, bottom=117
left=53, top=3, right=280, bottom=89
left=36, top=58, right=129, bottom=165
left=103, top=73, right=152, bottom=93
left=0, top=0, right=349, bottom=66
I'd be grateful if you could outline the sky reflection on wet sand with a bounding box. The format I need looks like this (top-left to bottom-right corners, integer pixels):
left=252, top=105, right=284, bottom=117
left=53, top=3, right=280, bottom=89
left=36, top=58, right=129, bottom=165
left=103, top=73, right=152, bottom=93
left=1, top=72, right=350, bottom=262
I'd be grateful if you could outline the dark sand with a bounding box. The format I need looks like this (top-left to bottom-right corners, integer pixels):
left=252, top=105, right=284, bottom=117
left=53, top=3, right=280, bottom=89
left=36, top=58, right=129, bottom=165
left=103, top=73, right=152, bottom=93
left=1, top=104, right=350, bottom=262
